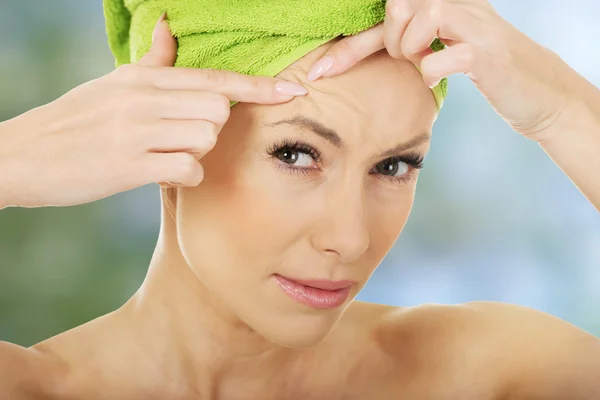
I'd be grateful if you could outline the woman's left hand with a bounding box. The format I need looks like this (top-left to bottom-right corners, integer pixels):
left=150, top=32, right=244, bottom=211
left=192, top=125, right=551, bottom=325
left=306, top=0, right=597, bottom=143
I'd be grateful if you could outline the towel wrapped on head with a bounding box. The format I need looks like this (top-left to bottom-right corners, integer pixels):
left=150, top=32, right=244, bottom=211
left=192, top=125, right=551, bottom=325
left=103, top=0, right=448, bottom=110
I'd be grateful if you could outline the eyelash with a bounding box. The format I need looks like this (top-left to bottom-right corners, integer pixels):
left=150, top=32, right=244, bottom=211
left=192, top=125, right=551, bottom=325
left=266, top=138, right=424, bottom=184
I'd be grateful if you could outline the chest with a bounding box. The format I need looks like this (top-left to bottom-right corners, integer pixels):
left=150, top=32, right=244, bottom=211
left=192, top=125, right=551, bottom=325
left=266, top=352, right=503, bottom=400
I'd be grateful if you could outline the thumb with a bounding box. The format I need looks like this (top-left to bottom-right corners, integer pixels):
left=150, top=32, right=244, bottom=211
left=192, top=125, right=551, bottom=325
left=137, top=13, right=177, bottom=67
left=307, top=24, right=384, bottom=82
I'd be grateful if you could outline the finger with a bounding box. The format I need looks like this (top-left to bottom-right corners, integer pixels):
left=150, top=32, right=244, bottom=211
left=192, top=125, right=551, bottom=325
left=404, top=4, right=479, bottom=57
left=306, top=23, right=385, bottom=81
left=144, top=120, right=220, bottom=157
left=399, top=5, right=440, bottom=68
left=142, top=152, right=205, bottom=187
left=145, top=67, right=308, bottom=104
left=419, top=42, right=486, bottom=87
left=384, top=0, right=414, bottom=59
left=137, top=13, right=177, bottom=67
left=136, top=89, right=231, bottom=124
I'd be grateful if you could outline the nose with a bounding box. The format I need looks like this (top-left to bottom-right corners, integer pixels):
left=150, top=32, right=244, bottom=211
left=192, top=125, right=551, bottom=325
left=310, top=185, right=370, bottom=263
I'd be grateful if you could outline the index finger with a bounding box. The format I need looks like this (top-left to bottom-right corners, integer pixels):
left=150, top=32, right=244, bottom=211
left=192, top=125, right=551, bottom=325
left=307, top=23, right=385, bottom=82
left=147, top=67, right=308, bottom=104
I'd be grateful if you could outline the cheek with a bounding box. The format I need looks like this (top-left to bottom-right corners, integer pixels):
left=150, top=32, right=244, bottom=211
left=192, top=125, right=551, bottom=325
left=177, top=153, right=315, bottom=279
left=366, top=186, right=416, bottom=265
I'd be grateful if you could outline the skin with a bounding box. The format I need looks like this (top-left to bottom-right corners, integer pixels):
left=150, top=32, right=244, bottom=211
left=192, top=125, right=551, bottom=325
left=2, top=39, right=599, bottom=400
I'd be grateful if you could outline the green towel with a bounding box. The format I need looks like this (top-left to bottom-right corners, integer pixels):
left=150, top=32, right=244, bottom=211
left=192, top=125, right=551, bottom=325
left=102, top=0, right=448, bottom=110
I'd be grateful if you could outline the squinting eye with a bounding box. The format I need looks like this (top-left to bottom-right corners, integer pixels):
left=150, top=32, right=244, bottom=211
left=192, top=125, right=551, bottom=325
left=375, top=159, right=409, bottom=177
left=276, top=149, right=314, bottom=167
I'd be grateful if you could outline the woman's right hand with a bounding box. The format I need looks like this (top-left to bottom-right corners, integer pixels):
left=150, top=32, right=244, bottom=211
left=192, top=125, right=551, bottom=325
left=0, top=14, right=308, bottom=209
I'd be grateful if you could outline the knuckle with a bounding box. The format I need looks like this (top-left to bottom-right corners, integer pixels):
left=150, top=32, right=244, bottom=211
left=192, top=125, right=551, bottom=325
left=386, top=0, right=409, bottom=21
left=400, top=36, right=413, bottom=56
left=334, top=40, right=360, bottom=65
left=203, top=127, right=219, bottom=149
left=459, top=43, right=477, bottom=68
left=198, top=134, right=218, bottom=154
left=251, top=77, right=271, bottom=95
left=385, top=35, right=403, bottom=58
left=207, top=93, right=231, bottom=124
left=198, top=68, right=226, bottom=86
left=192, top=123, right=219, bottom=153
left=115, top=64, right=145, bottom=85
left=178, top=154, right=201, bottom=178
left=426, top=1, right=444, bottom=22
left=336, top=37, right=353, bottom=54
left=176, top=156, right=204, bottom=185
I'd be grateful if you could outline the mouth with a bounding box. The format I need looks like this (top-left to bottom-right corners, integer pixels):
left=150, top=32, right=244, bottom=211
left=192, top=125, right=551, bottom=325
left=272, top=274, right=356, bottom=310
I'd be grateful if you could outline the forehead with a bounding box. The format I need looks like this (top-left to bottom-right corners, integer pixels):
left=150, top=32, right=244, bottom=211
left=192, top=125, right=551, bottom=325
left=268, top=42, right=438, bottom=143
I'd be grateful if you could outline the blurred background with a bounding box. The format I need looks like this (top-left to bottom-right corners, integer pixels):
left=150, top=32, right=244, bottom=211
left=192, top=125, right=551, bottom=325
left=0, top=1, right=599, bottom=347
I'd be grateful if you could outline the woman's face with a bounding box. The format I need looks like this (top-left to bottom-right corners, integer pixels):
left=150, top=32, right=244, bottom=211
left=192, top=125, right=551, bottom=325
left=173, top=40, right=438, bottom=348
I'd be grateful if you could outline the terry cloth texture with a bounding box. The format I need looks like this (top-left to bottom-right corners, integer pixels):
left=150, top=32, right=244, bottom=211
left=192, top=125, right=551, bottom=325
left=103, top=0, right=448, bottom=109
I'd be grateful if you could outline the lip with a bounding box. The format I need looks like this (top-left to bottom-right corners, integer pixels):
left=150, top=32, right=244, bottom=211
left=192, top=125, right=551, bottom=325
left=273, top=274, right=355, bottom=309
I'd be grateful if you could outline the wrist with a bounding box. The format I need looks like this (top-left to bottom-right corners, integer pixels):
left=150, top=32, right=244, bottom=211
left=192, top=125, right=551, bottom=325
left=536, top=79, right=600, bottom=147
left=0, top=119, right=16, bottom=209
left=535, top=83, right=600, bottom=211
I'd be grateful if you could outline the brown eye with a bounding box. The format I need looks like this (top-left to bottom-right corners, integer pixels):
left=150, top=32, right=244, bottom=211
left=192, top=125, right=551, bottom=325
left=276, top=149, right=314, bottom=167
left=375, top=159, right=409, bottom=177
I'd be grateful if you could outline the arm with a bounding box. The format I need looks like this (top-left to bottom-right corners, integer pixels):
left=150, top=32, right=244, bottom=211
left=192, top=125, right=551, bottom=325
left=383, top=302, right=599, bottom=399
left=305, top=0, right=600, bottom=213
left=0, top=341, right=51, bottom=399
left=509, top=336, right=600, bottom=400
left=0, top=117, right=20, bottom=210
left=464, top=302, right=600, bottom=400
left=536, top=79, right=600, bottom=212
left=0, top=17, right=303, bottom=210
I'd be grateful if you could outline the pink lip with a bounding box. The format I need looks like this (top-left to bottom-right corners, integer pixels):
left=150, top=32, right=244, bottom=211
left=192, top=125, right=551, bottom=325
left=273, top=274, right=355, bottom=309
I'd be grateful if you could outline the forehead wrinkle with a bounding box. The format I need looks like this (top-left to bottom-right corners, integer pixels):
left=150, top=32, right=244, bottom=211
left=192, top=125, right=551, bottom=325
left=270, top=56, right=434, bottom=158
left=277, top=64, right=365, bottom=112
left=272, top=74, right=404, bottom=158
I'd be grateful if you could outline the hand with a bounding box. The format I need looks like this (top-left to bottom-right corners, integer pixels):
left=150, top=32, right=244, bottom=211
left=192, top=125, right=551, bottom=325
left=0, top=14, right=307, bottom=209
left=306, top=0, right=592, bottom=142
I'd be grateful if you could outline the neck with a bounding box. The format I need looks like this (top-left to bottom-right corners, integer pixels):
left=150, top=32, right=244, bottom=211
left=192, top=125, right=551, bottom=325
left=119, top=196, right=299, bottom=396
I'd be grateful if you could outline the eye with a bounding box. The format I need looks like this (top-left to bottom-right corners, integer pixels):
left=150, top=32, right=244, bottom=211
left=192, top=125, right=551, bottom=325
left=276, top=148, right=315, bottom=167
left=375, top=159, right=409, bottom=177
left=370, top=153, right=424, bottom=183
left=266, top=139, right=321, bottom=171
left=266, top=139, right=424, bottom=184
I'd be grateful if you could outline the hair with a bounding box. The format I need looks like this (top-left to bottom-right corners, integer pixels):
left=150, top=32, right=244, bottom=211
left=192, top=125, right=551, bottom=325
left=161, top=186, right=177, bottom=221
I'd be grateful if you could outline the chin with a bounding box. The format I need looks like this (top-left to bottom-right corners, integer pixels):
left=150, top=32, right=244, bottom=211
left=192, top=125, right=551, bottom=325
left=251, top=307, right=346, bottom=349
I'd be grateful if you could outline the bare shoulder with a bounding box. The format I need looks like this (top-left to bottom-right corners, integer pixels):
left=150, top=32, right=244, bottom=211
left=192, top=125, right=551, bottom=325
left=0, top=313, right=117, bottom=400
left=375, top=300, right=598, bottom=348
left=466, top=301, right=600, bottom=400
left=374, top=301, right=600, bottom=400
left=0, top=340, right=65, bottom=399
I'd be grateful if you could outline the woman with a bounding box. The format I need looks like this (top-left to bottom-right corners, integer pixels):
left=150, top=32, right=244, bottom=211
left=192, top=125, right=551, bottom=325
left=1, top=0, right=599, bottom=399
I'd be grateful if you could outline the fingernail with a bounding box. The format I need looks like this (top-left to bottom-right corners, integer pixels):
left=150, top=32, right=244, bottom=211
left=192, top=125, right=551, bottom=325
left=152, top=12, right=167, bottom=43
left=307, top=54, right=334, bottom=82
left=275, top=80, right=309, bottom=97
left=428, top=78, right=441, bottom=89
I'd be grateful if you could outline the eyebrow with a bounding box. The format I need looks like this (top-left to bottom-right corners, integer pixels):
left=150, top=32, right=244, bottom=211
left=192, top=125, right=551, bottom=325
left=263, top=115, right=430, bottom=157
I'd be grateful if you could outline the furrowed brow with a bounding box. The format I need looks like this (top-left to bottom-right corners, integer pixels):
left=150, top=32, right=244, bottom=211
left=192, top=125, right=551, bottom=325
left=263, top=115, right=430, bottom=157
